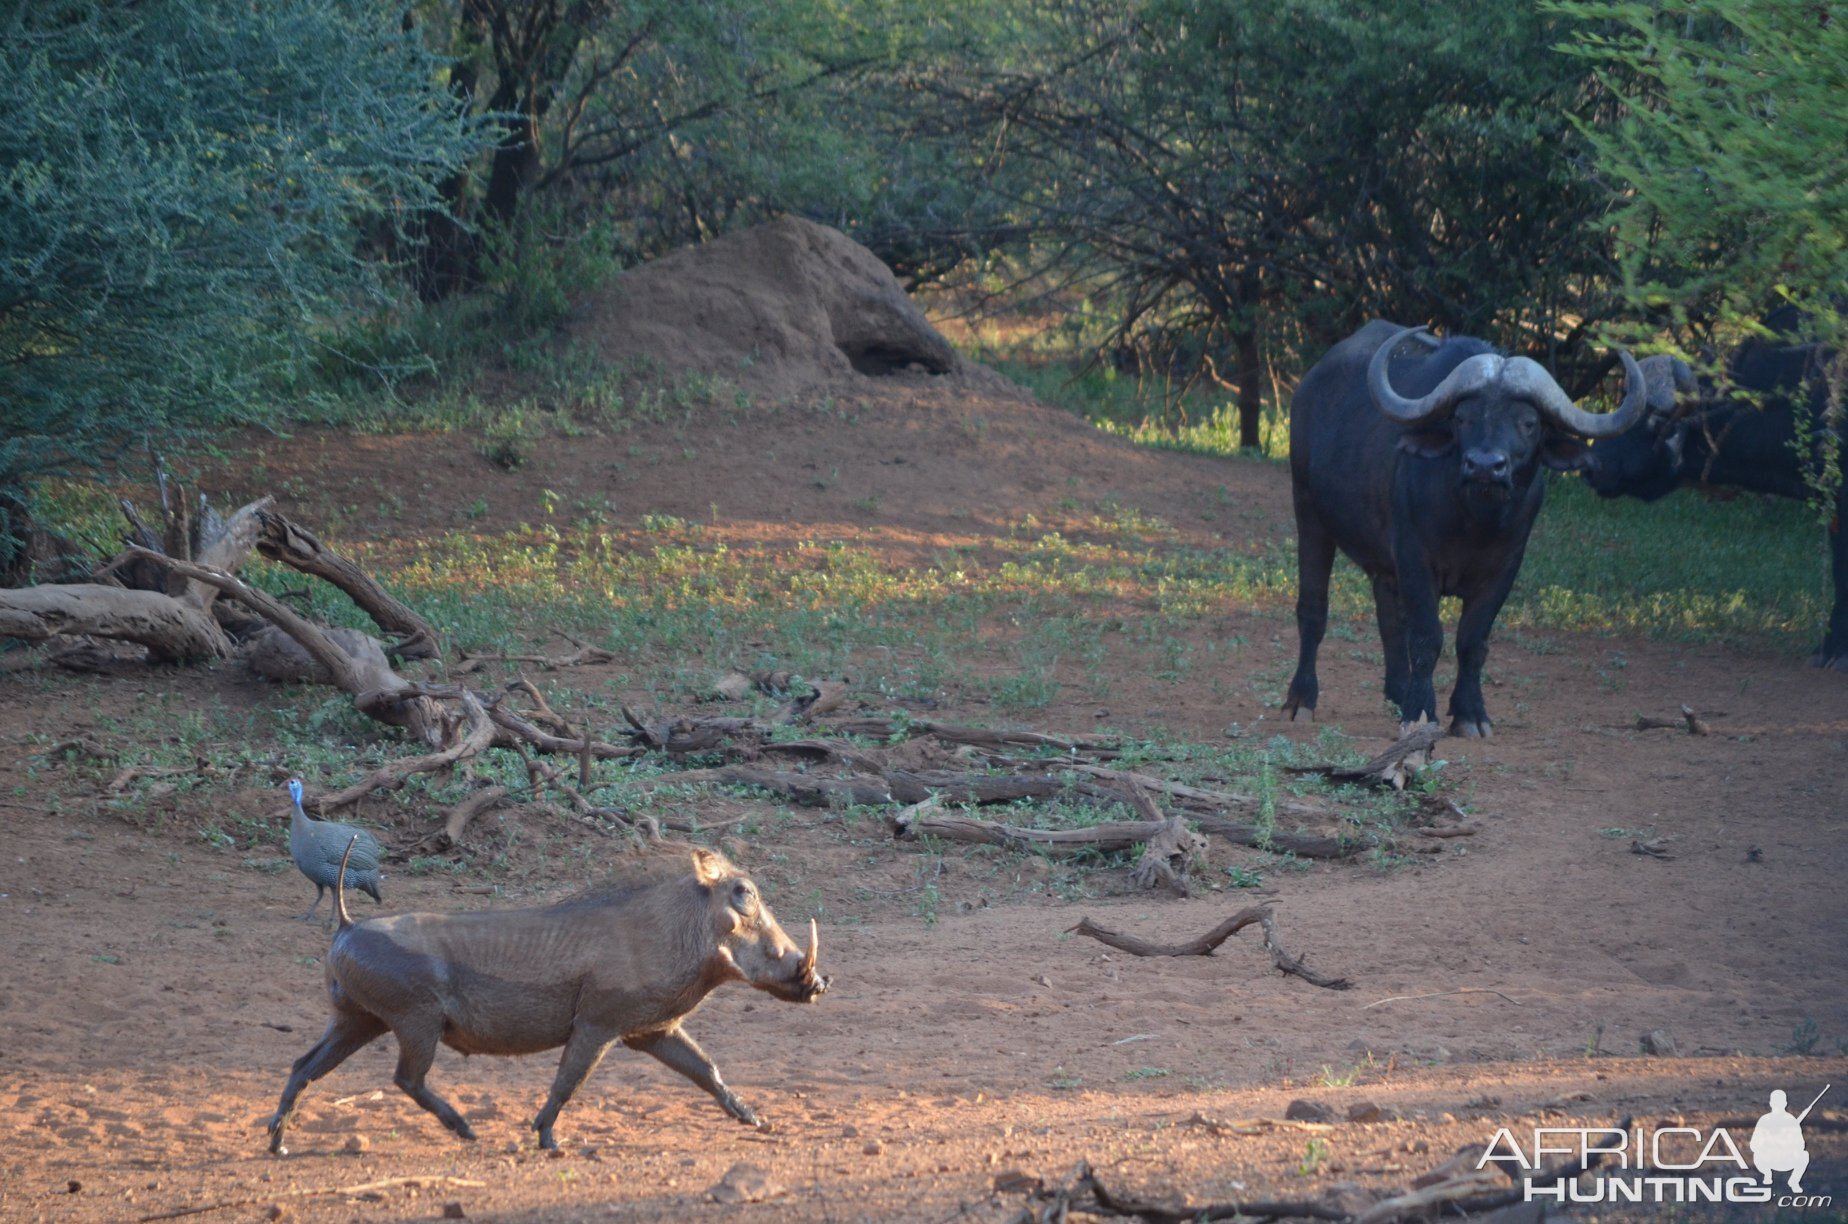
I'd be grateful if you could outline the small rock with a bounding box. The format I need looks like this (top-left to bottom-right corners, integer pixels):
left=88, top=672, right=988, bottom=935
left=1641, top=1029, right=1680, bottom=1057
left=441, top=1203, right=466, bottom=1220
left=265, top=1206, right=288, bottom=1222
left=841, top=1124, right=859, bottom=1138
left=993, top=1169, right=1042, bottom=1194
left=65, top=1180, right=82, bottom=1195
left=709, top=1162, right=787, bottom=1205
left=342, top=1134, right=369, bottom=1154
left=1346, top=1100, right=1394, bottom=1123
left=1322, top=1181, right=1379, bottom=1217
left=545, top=1146, right=566, bottom=1159
left=862, top=1139, right=886, bottom=1156
left=1412, top=1144, right=1489, bottom=1189
left=1032, top=974, right=1052, bottom=988
left=1284, top=1099, right=1336, bottom=1123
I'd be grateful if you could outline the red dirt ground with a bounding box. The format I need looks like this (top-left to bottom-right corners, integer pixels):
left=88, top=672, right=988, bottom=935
left=3, top=357, right=1846, bottom=1220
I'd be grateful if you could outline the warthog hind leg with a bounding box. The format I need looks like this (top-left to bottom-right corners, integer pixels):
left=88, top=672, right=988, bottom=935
left=267, top=1011, right=387, bottom=1154
left=532, top=1024, right=616, bottom=1150
left=390, top=1020, right=475, bottom=1141
left=625, top=1027, right=761, bottom=1128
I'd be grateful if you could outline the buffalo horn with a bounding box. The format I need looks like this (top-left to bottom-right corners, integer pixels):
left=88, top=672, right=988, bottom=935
left=1499, top=350, right=1649, bottom=438
left=1366, top=326, right=1502, bottom=425
left=801, top=918, right=818, bottom=978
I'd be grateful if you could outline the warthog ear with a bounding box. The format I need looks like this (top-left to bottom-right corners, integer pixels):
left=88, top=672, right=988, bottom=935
left=691, top=847, right=729, bottom=886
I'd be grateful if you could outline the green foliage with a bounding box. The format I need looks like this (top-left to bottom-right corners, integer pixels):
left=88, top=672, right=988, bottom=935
left=1556, top=0, right=1847, bottom=515
left=0, top=0, right=483, bottom=553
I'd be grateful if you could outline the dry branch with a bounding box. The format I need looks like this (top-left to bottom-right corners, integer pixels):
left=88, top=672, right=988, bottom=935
left=428, top=783, right=510, bottom=850
left=454, top=644, right=615, bottom=675
left=1284, top=721, right=1443, bottom=790
left=254, top=510, right=441, bottom=659
left=1634, top=704, right=1711, bottom=735
left=1069, top=909, right=1351, bottom=990
left=310, top=690, right=495, bottom=813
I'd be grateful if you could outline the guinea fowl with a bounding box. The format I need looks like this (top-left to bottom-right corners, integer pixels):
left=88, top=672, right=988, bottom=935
left=286, top=778, right=382, bottom=923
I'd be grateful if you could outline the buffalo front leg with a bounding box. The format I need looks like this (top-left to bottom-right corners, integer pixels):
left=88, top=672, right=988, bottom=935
left=532, top=1025, right=616, bottom=1150
left=1282, top=512, right=1337, bottom=721
left=389, top=1021, right=476, bottom=1142
left=267, top=1011, right=387, bottom=1154
left=625, top=1027, right=762, bottom=1128
left=1447, top=561, right=1523, bottom=737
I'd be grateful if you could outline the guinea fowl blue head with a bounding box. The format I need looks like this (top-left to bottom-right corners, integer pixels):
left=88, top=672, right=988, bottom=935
left=284, top=777, right=383, bottom=925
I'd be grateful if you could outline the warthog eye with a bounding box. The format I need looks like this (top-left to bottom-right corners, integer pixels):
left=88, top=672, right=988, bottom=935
left=729, top=880, right=756, bottom=915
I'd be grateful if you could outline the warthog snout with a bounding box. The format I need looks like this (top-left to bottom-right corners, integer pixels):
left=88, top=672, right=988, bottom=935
left=266, top=844, right=832, bottom=1155
left=711, top=870, right=830, bottom=1003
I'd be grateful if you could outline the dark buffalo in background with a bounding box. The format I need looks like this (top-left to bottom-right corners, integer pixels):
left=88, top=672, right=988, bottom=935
left=1283, top=320, right=1647, bottom=736
left=1581, top=310, right=1847, bottom=670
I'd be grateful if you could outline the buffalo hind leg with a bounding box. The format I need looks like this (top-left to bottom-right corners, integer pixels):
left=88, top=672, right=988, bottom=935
left=532, top=1025, right=616, bottom=1150
left=389, top=1021, right=475, bottom=1142
left=1283, top=511, right=1337, bottom=721
left=267, top=1010, right=388, bottom=1154
left=1813, top=515, right=1846, bottom=670
left=1370, top=574, right=1412, bottom=715
left=625, top=1027, right=761, bottom=1128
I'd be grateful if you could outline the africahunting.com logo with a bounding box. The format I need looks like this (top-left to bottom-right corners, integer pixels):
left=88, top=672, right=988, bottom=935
left=1478, top=1085, right=1832, bottom=1208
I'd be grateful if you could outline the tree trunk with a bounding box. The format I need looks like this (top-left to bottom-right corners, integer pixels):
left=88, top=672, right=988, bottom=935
left=1234, top=269, right=1264, bottom=451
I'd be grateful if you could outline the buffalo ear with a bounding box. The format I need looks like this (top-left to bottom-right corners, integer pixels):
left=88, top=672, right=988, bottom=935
left=1540, top=434, right=1592, bottom=471
left=1396, top=428, right=1456, bottom=458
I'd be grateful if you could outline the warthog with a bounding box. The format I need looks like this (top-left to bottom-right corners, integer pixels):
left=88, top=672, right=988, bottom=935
left=266, top=842, right=829, bottom=1153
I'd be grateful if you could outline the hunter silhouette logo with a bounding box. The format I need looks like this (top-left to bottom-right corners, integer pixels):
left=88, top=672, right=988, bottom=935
left=1752, top=1085, right=1829, bottom=1194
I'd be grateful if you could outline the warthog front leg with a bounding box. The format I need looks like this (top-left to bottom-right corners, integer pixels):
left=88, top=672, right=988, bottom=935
left=532, top=1024, right=616, bottom=1150
left=389, top=1020, right=475, bottom=1142
left=624, top=1027, right=762, bottom=1128
left=267, top=1011, right=387, bottom=1154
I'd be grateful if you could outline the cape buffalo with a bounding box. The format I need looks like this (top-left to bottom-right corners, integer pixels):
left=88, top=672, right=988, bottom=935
left=1582, top=314, right=1846, bottom=670
left=1283, top=320, right=1646, bottom=735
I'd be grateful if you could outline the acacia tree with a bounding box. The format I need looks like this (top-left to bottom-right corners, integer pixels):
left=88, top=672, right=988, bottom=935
left=1556, top=0, right=1847, bottom=515
left=923, top=0, right=1627, bottom=447
left=403, top=0, right=941, bottom=296
left=0, top=0, right=483, bottom=577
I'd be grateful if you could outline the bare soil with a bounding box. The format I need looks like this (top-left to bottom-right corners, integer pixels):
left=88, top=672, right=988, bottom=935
left=2, top=226, right=1844, bottom=1222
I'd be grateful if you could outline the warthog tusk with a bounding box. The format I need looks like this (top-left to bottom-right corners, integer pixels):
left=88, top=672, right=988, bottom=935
left=801, top=918, right=819, bottom=978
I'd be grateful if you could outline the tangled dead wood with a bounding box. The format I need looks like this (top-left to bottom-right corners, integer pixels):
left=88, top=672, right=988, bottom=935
left=1008, top=1120, right=1630, bottom=1223
left=10, top=506, right=1431, bottom=867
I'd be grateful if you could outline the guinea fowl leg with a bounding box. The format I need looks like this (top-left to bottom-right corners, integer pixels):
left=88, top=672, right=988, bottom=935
left=296, top=884, right=326, bottom=922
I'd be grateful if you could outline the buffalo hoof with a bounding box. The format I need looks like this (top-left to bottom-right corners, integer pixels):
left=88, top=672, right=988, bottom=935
left=1810, top=651, right=1848, bottom=671
left=1449, top=717, right=1493, bottom=738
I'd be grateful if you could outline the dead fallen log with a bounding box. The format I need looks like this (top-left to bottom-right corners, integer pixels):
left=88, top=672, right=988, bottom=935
left=826, top=716, right=1120, bottom=756
left=0, top=584, right=230, bottom=663
left=130, top=549, right=447, bottom=746
left=1634, top=703, right=1711, bottom=735
left=254, top=510, right=441, bottom=659
left=1068, top=909, right=1352, bottom=990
